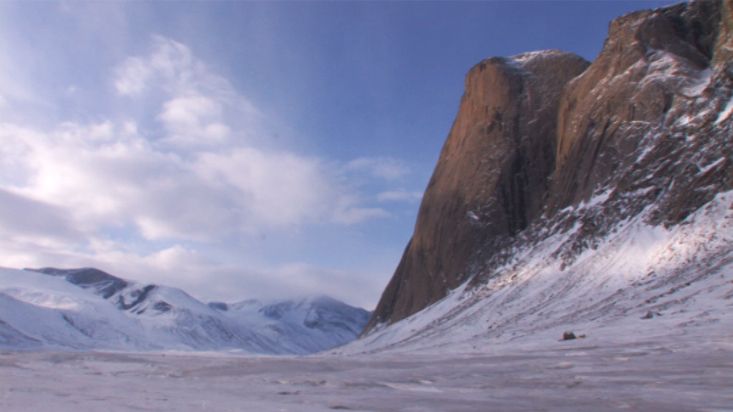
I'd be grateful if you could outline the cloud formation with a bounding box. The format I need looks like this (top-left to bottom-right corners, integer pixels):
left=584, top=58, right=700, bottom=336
left=0, top=188, right=82, bottom=244
left=1, top=36, right=392, bottom=241
left=346, top=157, right=411, bottom=181
left=0, top=34, right=411, bottom=307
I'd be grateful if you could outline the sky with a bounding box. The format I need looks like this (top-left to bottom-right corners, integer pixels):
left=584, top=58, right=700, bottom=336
left=0, top=0, right=670, bottom=309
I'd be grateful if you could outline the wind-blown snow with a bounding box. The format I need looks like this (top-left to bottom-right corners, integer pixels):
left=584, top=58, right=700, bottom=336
left=509, top=49, right=571, bottom=67
left=716, top=96, right=733, bottom=124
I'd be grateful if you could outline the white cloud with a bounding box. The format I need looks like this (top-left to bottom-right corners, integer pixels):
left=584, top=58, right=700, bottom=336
left=259, top=262, right=386, bottom=309
left=0, top=188, right=82, bottom=244
left=0, top=34, right=396, bottom=242
left=0, top=34, right=403, bottom=306
left=196, top=148, right=333, bottom=228
left=113, top=36, right=196, bottom=98
left=113, top=35, right=263, bottom=151
left=143, top=244, right=211, bottom=274
left=114, top=36, right=253, bottom=107
left=114, top=57, right=152, bottom=96
left=346, top=157, right=410, bottom=180
left=158, top=95, right=231, bottom=147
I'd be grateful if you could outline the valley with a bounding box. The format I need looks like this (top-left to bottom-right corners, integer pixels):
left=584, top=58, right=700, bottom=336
left=2, top=331, right=731, bottom=412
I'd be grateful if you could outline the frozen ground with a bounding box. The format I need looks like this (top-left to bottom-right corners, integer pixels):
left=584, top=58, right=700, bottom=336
left=1, top=330, right=732, bottom=412
left=0, top=189, right=729, bottom=412
left=1, top=164, right=729, bottom=411
left=0, top=195, right=729, bottom=412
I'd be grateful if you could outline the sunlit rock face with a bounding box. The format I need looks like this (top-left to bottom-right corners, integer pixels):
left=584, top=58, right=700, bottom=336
left=367, top=0, right=733, bottom=333
left=366, top=51, right=589, bottom=330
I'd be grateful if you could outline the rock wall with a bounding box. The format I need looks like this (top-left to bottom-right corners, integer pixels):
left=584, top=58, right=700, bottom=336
left=366, top=0, right=733, bottom=333
left=366, top=52, right=589, bottom=330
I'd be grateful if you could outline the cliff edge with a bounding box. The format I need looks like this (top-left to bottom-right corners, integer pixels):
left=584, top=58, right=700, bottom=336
left=366, top=0, right=733, bottom=333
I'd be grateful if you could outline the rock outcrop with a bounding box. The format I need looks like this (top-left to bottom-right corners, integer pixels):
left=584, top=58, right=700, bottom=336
left=366, top=0, right=733, bottom=332
left=550, top=0, right=731, bottom=217
left=366, top=51, right=589, bottom=330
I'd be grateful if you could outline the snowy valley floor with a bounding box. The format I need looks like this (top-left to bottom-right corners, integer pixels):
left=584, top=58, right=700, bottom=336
left=2, top=333, right=732, bottom=412
left=1, top=196, right=731, bottom=411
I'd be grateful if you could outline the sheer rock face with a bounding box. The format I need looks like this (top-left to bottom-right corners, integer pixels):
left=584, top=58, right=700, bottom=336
left=537, top=0, right=732, bottom=268
left=366, top=0, right=733, bottom=333
left=366, top=51, right=589, bottom=330
left=550, top=0, right=731, bottom=215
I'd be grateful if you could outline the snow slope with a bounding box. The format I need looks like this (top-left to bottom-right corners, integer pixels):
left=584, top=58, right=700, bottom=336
left=349, top=191, right=733, bottom=354
left=3, top=341, right=732, bottom=412
left=0, top=268, right=369, bottom=354
left=354, top=2, right=733, bottom=355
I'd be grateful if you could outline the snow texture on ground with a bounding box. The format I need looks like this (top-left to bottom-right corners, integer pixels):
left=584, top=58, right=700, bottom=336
left=1, top=333, right=731, bottom=412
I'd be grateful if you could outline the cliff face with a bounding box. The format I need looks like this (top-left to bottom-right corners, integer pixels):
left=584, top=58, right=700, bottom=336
left=367, top=0, right=733, bottom=332
left=366, top=52, right=589, bottom=329
left=550, top=0, right=730, bottom=217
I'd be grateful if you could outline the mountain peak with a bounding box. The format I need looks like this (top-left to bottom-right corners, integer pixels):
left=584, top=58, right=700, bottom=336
left=366, top=47, right=589, bottom=331
left=2, top=267, right=370, bottom=354
left=365, top=0, right=732, bottom=334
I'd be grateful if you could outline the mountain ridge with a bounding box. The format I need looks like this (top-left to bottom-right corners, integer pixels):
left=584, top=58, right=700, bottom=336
left=366, top=0, right=733, bottom=333
left=0, top=266, right=370, bottom=354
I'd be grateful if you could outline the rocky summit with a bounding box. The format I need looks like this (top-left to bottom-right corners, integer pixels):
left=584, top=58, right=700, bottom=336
left=366, top=0, right=733, bottom=332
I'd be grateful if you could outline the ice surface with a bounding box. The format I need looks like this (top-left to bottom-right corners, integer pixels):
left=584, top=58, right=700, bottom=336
left=1, top=335, right=731, bottom=412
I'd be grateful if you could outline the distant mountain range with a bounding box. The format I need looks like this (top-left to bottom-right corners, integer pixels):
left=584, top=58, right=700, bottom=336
left=0, top=267, right=369, bottom=354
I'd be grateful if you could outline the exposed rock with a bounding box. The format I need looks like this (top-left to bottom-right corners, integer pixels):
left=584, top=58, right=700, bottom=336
left=366, top=0, right=733, bottom=333
left=642, top=311, right=662, bottom=319
left=208, top=301, right=229, bottom=311
left=545, top=0, right=732, bottom=265
left=28, top=267, right=129, bottom=299
left=366, top=51, right=589, bottom=330
left=549, top=0, right=731, bottom=217
left=562, top=331, right=577, bottom=341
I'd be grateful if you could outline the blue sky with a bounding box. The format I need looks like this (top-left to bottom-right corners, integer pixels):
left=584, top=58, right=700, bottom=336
left=0, top=1, right=669, bottom=308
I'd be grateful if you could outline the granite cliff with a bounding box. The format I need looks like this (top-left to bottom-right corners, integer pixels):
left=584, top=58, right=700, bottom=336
left=366, top=0, right=733, bottom=332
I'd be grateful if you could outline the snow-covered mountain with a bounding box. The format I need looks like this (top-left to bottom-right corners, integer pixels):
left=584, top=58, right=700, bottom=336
left=346, top=190, right=733, bottom=354
left=0, top=267, right=370, bottom=354
left=355, top=1, right=733, bottom=353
